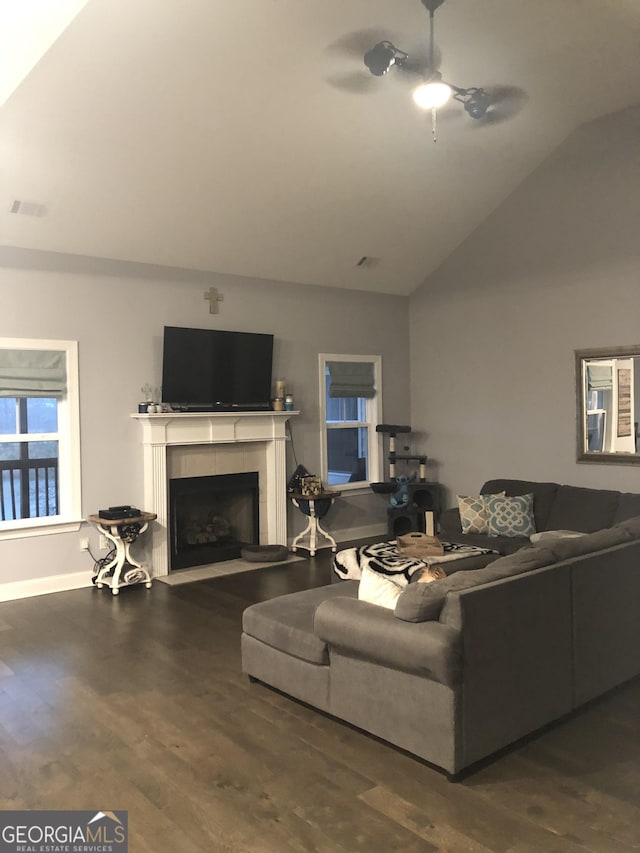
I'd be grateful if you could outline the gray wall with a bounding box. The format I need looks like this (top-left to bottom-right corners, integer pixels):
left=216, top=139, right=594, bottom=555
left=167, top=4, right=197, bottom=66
left=0, top=249, right=410, bottom=584
left=409, top=105, right=640, bottom=508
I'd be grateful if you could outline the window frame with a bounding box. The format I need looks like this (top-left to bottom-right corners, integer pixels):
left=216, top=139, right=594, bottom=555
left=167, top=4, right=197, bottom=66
left=318, top=353, right=382, bottom=493
left=0, top=337, right=82, bottom=540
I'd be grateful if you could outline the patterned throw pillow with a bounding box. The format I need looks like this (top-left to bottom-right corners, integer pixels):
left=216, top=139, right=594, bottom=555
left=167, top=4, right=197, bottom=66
left=486, top=494, right=536, bottom=538
left=457, top=493, right=505, bottom=534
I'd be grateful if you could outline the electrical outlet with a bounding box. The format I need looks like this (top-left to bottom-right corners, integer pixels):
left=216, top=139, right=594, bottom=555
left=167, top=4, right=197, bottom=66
left=79, top=537, right=89, bottom=551
left=99, top=534, right=110, bottom=550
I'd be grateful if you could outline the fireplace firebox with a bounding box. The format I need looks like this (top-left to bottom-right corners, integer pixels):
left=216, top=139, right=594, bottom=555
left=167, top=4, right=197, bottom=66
left=169, top=472, right=259, bottom=569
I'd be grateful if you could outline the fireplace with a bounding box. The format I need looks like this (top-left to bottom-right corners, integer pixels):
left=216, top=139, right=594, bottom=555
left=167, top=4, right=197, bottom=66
left=132, top=411, right=295, bottom=577
left=169, top=472, right=259, bottom=569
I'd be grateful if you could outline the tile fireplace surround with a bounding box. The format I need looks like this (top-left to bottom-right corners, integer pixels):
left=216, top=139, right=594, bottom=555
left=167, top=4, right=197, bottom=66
left=132, top=411, right=296, bottom=577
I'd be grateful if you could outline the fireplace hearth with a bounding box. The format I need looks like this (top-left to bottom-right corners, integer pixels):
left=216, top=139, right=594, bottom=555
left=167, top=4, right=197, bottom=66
left=169, top=472, right=259, bottom=569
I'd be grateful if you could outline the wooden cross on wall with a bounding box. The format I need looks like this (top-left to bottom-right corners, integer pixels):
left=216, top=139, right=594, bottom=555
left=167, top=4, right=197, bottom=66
left=204, top=286, right=224, bottom=314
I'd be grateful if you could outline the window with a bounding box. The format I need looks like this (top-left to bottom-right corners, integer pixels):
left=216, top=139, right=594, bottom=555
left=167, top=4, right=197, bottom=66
left=0, top=338, right=81, bottom=539
left=319, top=354, right=382, bottom=490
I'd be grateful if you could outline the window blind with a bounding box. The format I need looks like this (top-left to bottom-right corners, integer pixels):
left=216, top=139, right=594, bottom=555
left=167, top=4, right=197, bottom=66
left=586, top=364, right=613, bottom=391
left=327, top=361, right=375, bottom=398
left=0, top=349, right=67, bottom=398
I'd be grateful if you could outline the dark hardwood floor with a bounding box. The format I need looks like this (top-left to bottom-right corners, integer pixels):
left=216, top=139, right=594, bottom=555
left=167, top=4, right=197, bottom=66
left=1, top=548, right=639, bottom=852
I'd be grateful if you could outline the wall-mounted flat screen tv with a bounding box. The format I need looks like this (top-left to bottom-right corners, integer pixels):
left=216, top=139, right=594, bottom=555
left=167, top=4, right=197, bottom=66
left=161, top=326, right=274, bottom=411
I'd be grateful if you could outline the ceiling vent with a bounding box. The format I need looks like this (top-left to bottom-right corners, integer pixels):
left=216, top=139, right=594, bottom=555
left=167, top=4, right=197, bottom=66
left=355, top=256, right=380, bottom=269
left=10, top=199, right=46, bottom=216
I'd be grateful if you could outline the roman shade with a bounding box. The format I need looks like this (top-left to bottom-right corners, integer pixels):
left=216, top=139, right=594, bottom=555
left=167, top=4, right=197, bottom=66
left=0, top=349, right=67, bottom=397
left=327, top=361, right=375, bottom=398
left=587, top=364, right=613, bottom=391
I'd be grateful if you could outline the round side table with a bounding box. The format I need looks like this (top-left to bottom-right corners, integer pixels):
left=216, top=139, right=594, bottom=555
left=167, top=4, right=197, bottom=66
left=289, top=491, right=341, bottom=556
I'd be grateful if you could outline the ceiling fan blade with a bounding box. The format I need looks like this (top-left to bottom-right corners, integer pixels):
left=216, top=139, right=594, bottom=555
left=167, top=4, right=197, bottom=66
left=479, top=85, right=528, bottom=125
left=326, top=28, right=399, bottom=60
left=325, top=71, right=380, bottom=95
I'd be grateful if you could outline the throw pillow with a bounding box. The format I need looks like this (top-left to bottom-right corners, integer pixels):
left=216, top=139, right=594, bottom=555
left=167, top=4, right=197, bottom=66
left=358, top=565, right=403, bottom=610
left=486, top=494, right=536, bottom=538
left=457, top=492, right=505, bottom=534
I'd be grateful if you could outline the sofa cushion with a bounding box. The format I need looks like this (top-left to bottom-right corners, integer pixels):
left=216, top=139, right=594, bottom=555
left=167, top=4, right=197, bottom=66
left=394, top=546, right=557, bottom=623
left=546, top=526, right=632, bottom=561
left=614, top=494, right=640, bottom=524
left=440, top=529, right=530, bottom=555
left=242, top=581, right=358, bottom=664
left=615, top=514, right=640, bottom=537
left=545, top=485, right=620, bottom=533
left=481, top=479, right=559, bottom=531
left=486, top=494, right=536, bottom=538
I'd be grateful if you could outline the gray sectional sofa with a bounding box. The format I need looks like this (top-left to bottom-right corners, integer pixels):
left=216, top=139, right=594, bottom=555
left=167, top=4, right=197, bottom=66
left=241, top=480, right=640, bottom=778
left=440, top=477, right=640, bottom=554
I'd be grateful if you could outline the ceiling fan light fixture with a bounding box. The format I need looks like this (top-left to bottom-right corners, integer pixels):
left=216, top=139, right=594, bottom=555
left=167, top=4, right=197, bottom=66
left=412, top=78, right=452, bottom=110
left=364, top=41, right=405, bottom=76
left=463, top=88, right=491, bottom=119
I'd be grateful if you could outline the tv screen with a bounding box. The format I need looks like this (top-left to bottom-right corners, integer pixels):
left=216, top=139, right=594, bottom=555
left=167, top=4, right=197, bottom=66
left=161, top=326, right=274, bottom=411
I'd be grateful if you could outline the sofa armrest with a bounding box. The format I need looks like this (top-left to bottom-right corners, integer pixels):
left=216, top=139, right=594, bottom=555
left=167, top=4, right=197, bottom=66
left=446, top=564, right=573, bottom=768
left=314, top=596, right=461, bottom=686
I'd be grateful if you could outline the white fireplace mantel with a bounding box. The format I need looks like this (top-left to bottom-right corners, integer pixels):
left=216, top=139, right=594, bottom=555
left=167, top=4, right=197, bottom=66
left=132, top=411, right=297, bottom=576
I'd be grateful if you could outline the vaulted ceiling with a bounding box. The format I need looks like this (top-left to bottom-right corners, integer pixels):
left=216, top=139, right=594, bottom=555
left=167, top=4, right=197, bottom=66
left=2, top=0, right=640, bottom=295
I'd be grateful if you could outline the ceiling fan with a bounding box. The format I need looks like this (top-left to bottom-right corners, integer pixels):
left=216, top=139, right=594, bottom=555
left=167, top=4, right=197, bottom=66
left=357, top=0, right=525, bottom=139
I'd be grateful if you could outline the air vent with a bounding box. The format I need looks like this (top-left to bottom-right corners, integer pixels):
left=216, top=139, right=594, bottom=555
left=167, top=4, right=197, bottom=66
left=9, top=199, right=46, bottom=216
left=355, top=256, right=380, bottom=269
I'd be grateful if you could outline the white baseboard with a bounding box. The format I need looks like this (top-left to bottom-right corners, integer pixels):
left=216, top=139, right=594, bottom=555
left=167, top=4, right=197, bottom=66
left=0, top=570, right=94, bottom=602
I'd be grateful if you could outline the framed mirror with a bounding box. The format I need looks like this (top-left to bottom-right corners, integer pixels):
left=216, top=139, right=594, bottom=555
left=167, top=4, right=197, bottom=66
left=576, top=345, right=640, bottom=464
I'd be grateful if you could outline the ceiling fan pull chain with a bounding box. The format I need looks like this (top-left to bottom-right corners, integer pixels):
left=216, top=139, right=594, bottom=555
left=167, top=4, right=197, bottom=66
left=432, top=106, right=438, bottom=142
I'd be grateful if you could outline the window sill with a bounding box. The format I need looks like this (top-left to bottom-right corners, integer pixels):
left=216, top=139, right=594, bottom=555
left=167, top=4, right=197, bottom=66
left=0, top=517, right=83, bottom=541
left=327, top=483, right=373, bottom=497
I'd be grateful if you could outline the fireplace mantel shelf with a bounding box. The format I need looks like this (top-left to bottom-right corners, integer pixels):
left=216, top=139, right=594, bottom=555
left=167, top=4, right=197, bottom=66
left=131, top=410, right=299, bottom=419
left=131, top=410, right=299, bottom=446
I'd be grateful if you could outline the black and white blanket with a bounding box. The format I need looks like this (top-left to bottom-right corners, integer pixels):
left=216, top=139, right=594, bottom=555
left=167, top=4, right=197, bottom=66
left=333, top=540, right=499, bottom=585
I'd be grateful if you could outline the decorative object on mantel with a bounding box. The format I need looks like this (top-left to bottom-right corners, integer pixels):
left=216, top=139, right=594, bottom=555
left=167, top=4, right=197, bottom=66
left=139, top=383, right=161, bottom=413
